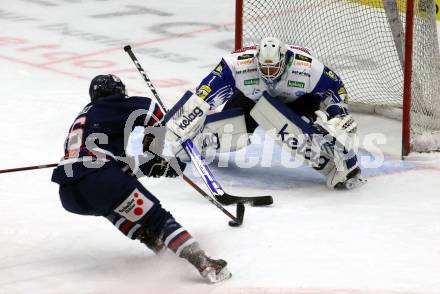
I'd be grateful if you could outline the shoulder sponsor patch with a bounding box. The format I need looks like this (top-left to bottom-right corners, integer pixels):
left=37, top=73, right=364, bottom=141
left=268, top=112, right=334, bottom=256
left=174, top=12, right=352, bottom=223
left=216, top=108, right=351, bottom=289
left=196, top=84, right=212, bottom=99
left=238, top=58, right=255, bottom=66
left=288, top=80, right=305, bottom=88
left=294, top=60, right=312, bottom=68
left=295, top=53, right=312, bottom=63
left=244, top=78, right=259, bottom=85
left=114, top=188, right=154, bottom=222
left=237, top=53, right=255, bottom=60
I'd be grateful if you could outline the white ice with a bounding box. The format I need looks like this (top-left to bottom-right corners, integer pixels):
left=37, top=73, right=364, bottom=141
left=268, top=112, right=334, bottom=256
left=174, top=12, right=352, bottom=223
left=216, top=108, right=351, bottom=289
left=0, top=1, right=439, bottom=294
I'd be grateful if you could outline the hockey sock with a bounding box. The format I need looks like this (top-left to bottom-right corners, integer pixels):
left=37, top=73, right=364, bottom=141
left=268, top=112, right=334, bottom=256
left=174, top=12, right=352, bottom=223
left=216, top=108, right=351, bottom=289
left=161, top=218, right=196, bottom=256
left=106, top=212, right=142, bottom=240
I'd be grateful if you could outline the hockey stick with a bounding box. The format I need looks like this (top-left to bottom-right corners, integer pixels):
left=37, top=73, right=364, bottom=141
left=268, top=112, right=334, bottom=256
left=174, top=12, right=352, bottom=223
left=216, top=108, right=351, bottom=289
left=124, top=45, right=272, bottom=207
left=182, top=138, right=272, bottom=206
left=124, top=45, right=245, bottom=226
left=0, top=163, right=58, bottom=174
left=0, top=161, right=242, bottom=225
left=181, top=169, right=244, bottom=227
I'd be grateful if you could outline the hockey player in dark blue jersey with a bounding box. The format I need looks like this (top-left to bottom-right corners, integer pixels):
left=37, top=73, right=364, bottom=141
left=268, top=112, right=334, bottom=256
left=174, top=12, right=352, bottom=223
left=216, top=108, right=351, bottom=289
left=170, top=37, right=366, bottom=190
left=51, top=74, right=231, bottom=283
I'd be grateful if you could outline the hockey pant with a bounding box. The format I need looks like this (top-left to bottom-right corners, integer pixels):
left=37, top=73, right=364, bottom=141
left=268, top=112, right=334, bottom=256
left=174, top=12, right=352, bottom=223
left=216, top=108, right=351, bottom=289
left=58, top=163, right=194, bottom=256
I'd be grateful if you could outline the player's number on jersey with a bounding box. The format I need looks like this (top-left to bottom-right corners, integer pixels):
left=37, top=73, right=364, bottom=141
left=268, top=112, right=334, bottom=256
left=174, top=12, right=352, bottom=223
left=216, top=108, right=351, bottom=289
left=65, top=116, right=86, bottom=158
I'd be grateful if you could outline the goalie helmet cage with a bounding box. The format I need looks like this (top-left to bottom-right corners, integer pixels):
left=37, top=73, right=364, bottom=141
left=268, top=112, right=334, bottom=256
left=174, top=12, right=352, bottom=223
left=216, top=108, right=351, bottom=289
left=235, top=0, right=440, bottom=156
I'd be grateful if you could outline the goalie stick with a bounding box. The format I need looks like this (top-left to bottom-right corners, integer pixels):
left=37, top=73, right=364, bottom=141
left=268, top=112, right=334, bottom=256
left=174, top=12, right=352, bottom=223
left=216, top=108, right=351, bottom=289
left=182, top=138, right=273, bottom=206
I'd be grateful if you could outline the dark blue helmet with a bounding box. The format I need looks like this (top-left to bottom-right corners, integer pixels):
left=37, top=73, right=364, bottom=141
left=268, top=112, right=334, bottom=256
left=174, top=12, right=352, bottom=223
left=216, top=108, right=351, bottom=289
left=89, top=74, right=126, bottom=102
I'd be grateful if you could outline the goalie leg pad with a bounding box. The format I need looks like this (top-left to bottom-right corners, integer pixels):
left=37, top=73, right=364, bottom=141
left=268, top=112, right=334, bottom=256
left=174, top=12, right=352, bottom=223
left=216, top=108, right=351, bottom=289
left=176, top=108, right=250, bottom=159
left=204, top=108, right=250, bottom=153
left=250, top=93, right=359, bottom=188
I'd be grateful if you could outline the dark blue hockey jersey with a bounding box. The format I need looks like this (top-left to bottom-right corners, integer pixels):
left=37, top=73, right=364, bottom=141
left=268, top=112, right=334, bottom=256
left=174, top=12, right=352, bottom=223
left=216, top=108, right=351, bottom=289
left=51, top=93, right=163, bottom=184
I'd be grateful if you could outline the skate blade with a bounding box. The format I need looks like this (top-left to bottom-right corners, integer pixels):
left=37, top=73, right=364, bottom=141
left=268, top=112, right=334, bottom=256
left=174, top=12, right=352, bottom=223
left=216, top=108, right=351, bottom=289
left=204, top=267, right=232, bottom=283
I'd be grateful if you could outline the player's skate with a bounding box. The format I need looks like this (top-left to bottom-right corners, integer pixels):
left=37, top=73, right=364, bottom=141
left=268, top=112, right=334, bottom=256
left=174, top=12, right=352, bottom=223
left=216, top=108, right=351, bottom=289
left=134, top=227, right=166, bottom=255
left=180, top=242, right=231, bottom=283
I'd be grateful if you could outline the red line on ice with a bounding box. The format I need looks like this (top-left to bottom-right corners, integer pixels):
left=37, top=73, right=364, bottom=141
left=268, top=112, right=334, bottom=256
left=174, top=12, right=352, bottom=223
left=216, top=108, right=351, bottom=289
left=39, top=22, right=235, bottom=66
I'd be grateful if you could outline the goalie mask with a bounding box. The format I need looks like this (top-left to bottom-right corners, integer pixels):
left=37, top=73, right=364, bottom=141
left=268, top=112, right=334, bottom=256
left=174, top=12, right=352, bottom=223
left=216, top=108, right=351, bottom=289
left=89, top=74, right=126, bottom=102
left=256, top=37, right=287, bottom=83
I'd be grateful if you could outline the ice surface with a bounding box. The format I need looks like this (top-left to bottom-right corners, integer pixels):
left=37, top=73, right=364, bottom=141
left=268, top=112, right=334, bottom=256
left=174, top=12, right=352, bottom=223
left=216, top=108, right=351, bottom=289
left=0, top=1, right=439, bottom=294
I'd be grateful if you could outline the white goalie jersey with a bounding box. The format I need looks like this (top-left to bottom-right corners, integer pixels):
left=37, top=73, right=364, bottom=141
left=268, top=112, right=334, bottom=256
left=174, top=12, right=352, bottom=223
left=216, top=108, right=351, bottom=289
left=196, top=45, right=349, bottom=118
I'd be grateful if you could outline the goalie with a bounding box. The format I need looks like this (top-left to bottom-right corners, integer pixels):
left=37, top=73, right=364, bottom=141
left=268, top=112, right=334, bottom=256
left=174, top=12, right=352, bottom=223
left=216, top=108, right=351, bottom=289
left=168, top=37, right=366, bottom=190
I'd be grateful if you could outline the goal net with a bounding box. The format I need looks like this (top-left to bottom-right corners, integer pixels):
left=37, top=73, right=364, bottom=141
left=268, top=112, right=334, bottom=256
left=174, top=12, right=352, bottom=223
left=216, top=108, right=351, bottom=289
left=236, top=0, right=440, bottom=154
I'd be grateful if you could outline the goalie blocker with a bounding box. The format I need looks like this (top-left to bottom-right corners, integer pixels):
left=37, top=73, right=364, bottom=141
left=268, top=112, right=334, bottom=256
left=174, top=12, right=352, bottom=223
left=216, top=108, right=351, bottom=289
left=250, top=92, right=365, bottom=189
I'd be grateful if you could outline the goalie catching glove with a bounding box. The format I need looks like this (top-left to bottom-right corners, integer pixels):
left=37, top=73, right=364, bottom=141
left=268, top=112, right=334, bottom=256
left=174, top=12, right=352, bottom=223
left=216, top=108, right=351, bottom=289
left=314, top=110, right=357, bottom=138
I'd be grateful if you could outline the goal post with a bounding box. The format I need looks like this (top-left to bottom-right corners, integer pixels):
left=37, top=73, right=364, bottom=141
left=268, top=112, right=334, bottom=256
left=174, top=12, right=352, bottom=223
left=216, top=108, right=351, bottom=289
left=235, top=0, right=440, bottom=156
left=402, top=0, right=415, bottom=156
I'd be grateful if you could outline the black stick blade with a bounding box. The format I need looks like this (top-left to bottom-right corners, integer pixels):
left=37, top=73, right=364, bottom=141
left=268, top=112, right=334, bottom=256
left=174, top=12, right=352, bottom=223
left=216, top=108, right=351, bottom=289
left=216, top=194, right=273, bottom=207
left=123, top=45, right=132, bottom=52
left=236, top=202, right=245, bottom=223
left=228, top=203, right=245, bottom=227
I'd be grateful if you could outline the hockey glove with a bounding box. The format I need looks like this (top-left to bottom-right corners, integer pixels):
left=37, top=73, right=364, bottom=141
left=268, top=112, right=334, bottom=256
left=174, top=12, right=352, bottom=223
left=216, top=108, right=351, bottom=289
left=143, top=127, right=166, bottom=156
left=314, top=110, right=357, bottom=138
left=139, top=156, right=186, bottom=178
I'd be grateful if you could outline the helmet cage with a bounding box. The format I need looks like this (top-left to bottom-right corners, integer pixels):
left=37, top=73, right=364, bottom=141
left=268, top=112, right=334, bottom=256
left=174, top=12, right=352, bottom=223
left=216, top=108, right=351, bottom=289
left=256, top=37, right=287, bottom=82
left=257, top=59, right=285, bottom=82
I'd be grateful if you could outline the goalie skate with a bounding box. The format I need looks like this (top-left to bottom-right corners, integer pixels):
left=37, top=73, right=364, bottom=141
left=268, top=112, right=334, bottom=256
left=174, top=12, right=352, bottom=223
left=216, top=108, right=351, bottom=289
left=334, top=167, right=367, bottom=190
